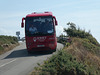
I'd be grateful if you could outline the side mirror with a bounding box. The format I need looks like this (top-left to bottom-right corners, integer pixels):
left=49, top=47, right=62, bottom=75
left=53, top=16, right=58, bottom=25
left=21, top=22, right=24, bottom=28
left=55, top=20, right=58, bottom=25
left=21, top=17, right=25, bottom=28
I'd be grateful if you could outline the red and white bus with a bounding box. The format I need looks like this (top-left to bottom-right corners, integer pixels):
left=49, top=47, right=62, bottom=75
left=21, top=12, right=58, bottom=53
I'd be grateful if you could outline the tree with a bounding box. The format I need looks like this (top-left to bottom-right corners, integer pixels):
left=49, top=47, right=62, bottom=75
left=64, top=22, right=77, bottom=37
left=67, top=22, right=76, bottom=30
left=64, top=22, right=90, bottom=38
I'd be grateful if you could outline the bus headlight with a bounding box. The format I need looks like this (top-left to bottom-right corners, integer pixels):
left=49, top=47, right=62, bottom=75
left=49, top=44, right=54, bottom=48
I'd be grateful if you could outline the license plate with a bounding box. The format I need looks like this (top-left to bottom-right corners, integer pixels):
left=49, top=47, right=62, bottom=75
left=37, top=45, right=45, bottom=47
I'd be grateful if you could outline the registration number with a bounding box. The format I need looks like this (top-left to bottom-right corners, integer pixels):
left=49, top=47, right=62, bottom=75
left=37, top=45, right=45, bottom=47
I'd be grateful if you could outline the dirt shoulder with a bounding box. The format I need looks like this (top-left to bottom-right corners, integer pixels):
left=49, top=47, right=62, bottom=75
left=0, top=43, right=19, bottom=55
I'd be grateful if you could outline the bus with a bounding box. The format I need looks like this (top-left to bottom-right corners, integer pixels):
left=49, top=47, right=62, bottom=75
left=21, top=12, right=58, bottom=53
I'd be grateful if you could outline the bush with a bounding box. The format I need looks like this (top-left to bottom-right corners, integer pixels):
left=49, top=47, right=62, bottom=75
left=64, top=22, right=100, bottom=47
left=0, top=35, right=18, bottom=54
left=67, top=37, right=100, bottom=75
left=33, top=50, right=88, bottom=75
left=82, top=38, right=100, bottom=55
left=0, top=35, right=18, bottom=45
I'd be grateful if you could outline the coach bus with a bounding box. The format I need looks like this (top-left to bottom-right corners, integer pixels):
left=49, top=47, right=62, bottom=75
left=21, top=12, right=58, bottom=53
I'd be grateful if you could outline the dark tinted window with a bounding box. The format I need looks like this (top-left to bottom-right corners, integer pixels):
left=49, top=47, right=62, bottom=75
left=25, top=16, right=54, bottom=36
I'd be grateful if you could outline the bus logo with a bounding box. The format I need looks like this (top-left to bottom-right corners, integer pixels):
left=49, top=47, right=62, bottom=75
left=33, top=37, right=46, bottom=42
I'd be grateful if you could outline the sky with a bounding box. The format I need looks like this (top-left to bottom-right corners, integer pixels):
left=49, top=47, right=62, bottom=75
left=0, top=0, right=100, bottom=43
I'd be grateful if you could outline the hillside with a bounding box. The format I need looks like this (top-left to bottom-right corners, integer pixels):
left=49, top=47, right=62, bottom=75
left=30, top=23, right=100, bottom=75
left=64, top=37, right=100, bottom=75
left=0, top=35, right=19, bottom=55
left=30, top=37, right=100, bottom=75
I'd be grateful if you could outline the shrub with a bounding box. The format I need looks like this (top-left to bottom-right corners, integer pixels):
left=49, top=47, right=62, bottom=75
left=0, top=35, right=18, bottom=54
left=82, top=38, right=100, bottom=55
left=0, top=35, right=18, bottom=45
left=33, top=50, right=88, bottom=75
left=64, top=22, right=100, bottom=47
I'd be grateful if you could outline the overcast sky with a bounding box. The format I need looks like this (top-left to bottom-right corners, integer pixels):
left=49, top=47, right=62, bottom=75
left=0, top=0, right=100, bottom=43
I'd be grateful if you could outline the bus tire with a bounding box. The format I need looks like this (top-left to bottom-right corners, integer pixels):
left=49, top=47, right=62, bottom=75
left=54, top=48, right=56, bottom=52
left=51, top=48, right=56, bottom=53
left=28, top=51, right=31, bottom=54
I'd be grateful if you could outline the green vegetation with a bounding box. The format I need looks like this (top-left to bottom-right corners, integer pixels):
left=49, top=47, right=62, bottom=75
left=30, top=22, right=100, bottom=75
left=32, top=50, right=88, bottom=75
left=0, top=35, right=18, bottom=54
left=64, top=22, right=99, bottom=45
left=66, top=37, right=100, bottom=75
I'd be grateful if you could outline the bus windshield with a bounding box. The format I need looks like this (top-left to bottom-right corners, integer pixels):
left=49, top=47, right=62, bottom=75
left=25, top=16, right=54, bottom=36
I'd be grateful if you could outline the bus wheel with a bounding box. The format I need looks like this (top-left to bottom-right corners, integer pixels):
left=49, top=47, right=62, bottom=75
left=28, top=51, right=31, bottom=54
left=51, top=48, right=56, bottom=53
left=54, top=48, right=56, bottom=52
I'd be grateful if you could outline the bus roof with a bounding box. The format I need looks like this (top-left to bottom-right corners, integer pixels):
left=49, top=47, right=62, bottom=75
left=26, top=12, right=53, bottom=17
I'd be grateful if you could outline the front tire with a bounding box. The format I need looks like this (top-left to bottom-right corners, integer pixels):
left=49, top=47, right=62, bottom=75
left=28, top=51, right=31, bottom=54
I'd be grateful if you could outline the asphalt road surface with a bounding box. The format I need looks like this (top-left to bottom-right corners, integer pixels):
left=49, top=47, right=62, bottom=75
left=0, top=42, right=64, bottom=75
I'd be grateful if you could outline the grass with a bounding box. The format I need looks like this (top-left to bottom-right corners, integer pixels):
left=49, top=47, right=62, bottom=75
left=31, top=50, right=88, bottom=75
left=0, top=35, right=19, bottom=55
left=65, top=37, right=100, bottom=75
left=30, top=24, right=100, bottom=75
left=30, top=37, right=100, bottom=75
left=0, top=35, right=18, bottom=44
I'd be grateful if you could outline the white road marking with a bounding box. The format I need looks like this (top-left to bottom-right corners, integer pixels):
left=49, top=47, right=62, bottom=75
left=0, top=59, right=17, bottom=68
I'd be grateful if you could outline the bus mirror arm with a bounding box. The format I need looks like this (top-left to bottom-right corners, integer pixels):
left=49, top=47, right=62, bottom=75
left=53, top=16, right=58, bottom=25
left=21, top=17, right=25, bottom=28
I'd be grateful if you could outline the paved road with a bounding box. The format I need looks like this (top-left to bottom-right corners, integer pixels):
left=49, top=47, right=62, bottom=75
left=0, top=42, right=64, bottom=75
